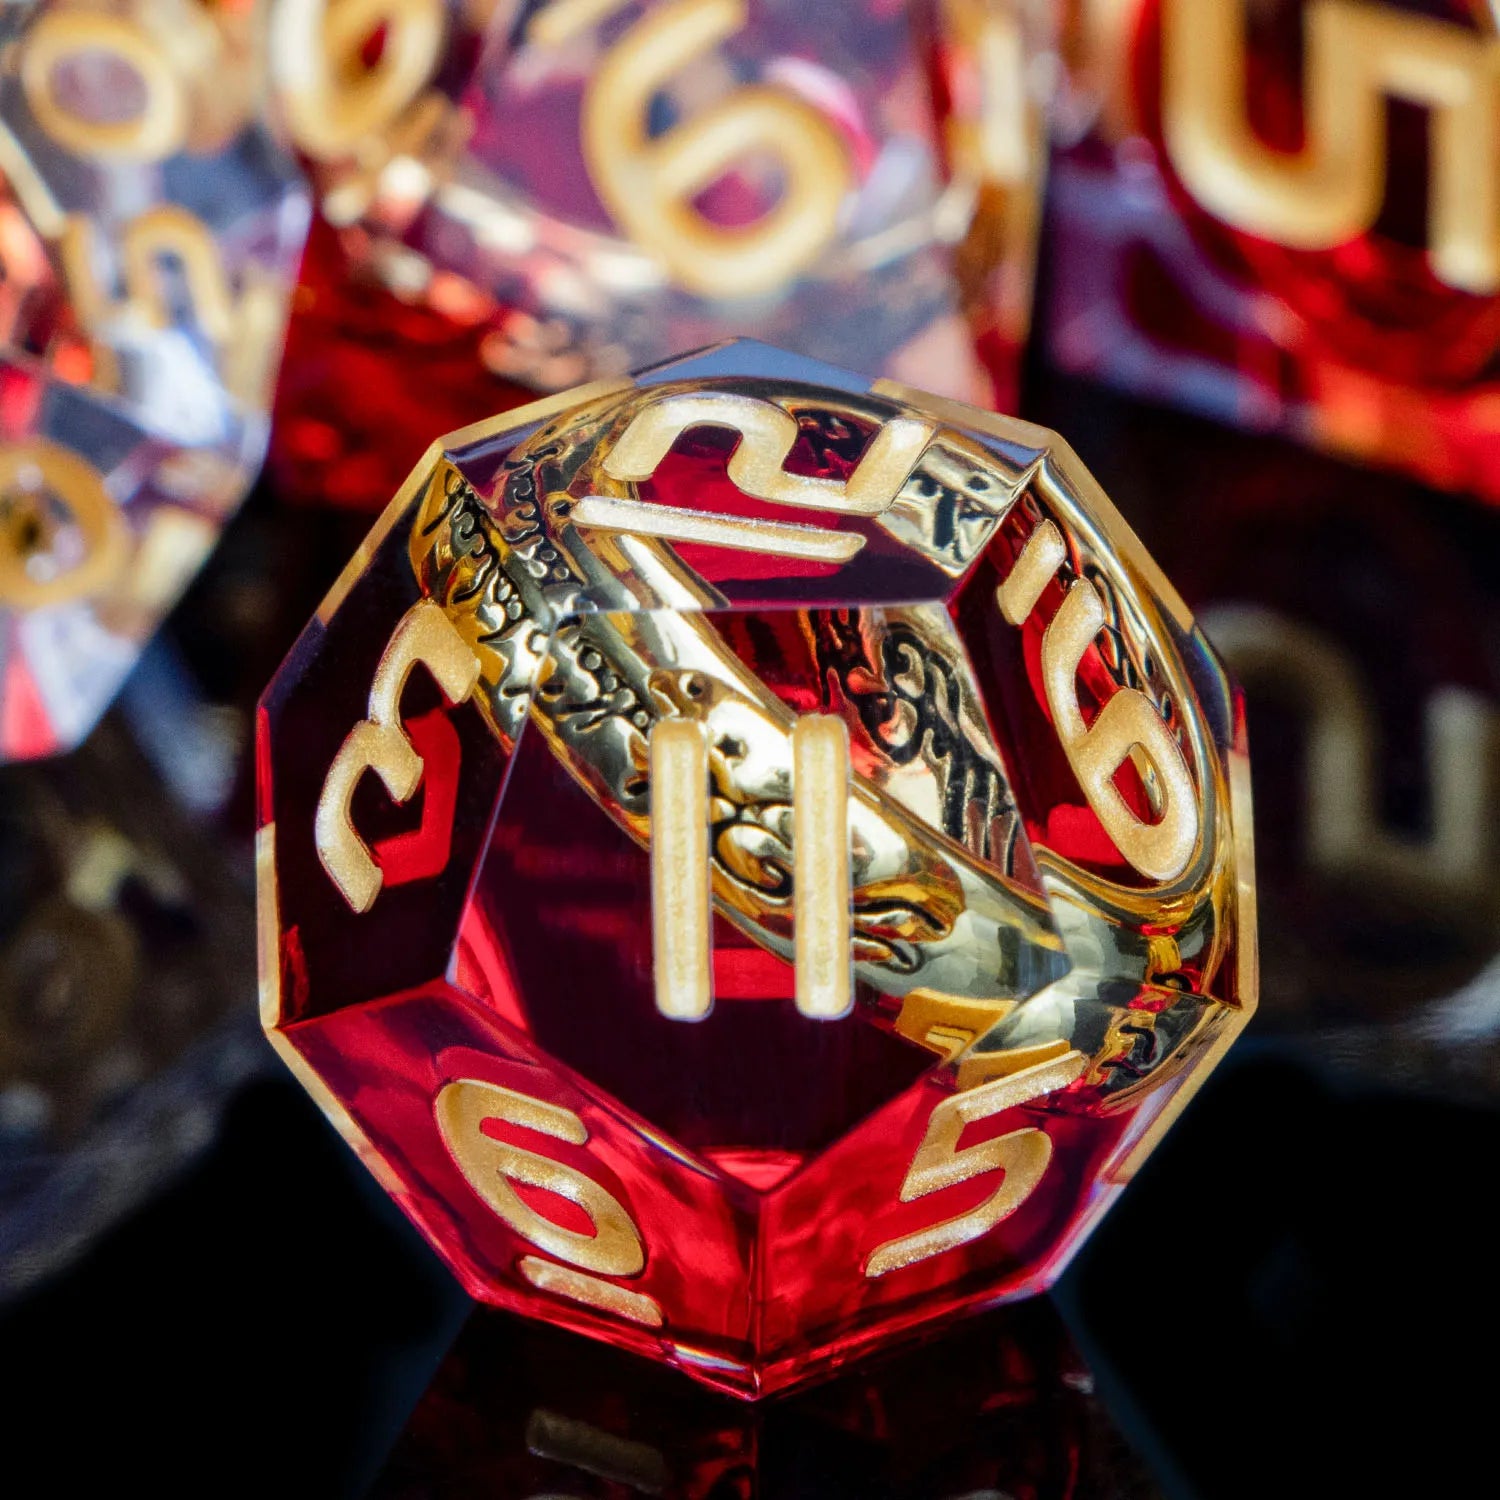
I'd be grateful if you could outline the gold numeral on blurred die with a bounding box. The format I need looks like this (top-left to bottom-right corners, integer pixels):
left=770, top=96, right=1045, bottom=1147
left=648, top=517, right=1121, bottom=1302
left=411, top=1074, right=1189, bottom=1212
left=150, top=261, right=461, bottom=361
left=1163, top=0, right=1500, bottom=293
left=533, top=0, right=854, bottom=296
left=0, top=441, right=127, bottom=610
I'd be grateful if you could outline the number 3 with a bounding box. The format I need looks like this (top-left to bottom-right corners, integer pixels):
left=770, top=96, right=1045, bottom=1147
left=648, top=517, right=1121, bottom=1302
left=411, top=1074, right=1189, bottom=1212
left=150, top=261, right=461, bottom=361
left=315, top=599, right=479, bottom=912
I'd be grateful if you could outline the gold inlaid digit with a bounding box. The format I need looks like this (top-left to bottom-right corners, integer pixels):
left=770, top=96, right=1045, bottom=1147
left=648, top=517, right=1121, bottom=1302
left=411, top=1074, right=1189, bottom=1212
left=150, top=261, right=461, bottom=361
left=60, top=208, right=284, bottom=405
left=792, top=714, right=852, bottom=1020
left=576, top=391, right=936, bottom=563
left=315, top=599, right=480, bottom=912
left=864, top=1049, right=1086, bottom=1278
left=650, top=717, right=713, bottom=1021
left=0, top=441, right=128, bottom=610
left=569, top=0, right=854, bottom=296
left=602, top=391, right=936, bottom=517
left=435, top=1077, right=663, bottom=1326
left=648, top=711, right=854, bottom=1022
left=271, top=0, right=447, bottom=159
left=1163, top=0, right=1500, bottom=293
left=20, top=11, right=188, bottom=163
left=1040, top=578, right=1198, bottom=884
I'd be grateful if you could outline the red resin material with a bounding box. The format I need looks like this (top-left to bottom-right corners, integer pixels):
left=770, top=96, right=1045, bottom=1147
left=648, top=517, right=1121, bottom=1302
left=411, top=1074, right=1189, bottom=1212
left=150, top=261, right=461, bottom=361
left=259, top=343, right=1253, bottom=1395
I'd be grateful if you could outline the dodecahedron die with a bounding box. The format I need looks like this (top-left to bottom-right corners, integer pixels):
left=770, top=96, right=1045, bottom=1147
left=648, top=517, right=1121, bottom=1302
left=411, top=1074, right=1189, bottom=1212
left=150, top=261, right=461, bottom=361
left=258, top=340, right=1255, bottom=1396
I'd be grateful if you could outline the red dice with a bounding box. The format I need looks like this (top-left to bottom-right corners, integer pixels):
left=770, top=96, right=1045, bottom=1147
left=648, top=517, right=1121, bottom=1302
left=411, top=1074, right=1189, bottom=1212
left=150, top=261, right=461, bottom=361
left=1050, top=0, right=1500, bottom=502
left=257, top=341, right=1254, bottom=1395
left=266, top=0, right=1055, bottom=511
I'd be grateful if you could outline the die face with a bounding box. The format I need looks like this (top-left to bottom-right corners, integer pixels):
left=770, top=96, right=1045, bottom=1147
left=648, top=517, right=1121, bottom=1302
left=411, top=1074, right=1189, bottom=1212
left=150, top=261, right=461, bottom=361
left=1050, top=0, right=1500, bottom=500
left=259, top=340, right=1254, bottom=1395
left=414, top=0, right=1026, bottom=403
left=277, top=0, right=1049, bottom=516
left=0, top=0, right=309, bottom=759
left=0, top=355, right=233, bottom=758
left=1029, top=374, right=1500, bottom=1092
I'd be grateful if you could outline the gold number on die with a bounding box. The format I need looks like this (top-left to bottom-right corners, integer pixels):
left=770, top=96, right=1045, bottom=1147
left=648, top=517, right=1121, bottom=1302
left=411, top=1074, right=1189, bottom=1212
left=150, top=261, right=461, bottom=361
left=315, top=599, right=480, bottom=913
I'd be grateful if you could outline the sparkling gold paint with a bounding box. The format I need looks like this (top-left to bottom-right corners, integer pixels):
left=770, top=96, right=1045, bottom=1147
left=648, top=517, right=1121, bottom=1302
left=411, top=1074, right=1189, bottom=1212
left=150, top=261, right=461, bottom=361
left=996, top=516, right=1065, bottom=625
left=315, top=599, right=480, bottom=912
left=865, top=1049, right=1087, bottom=1278
left=519, top=1257, right=665, bottom=1327
left=602, top=390, right=935, bottom=517
left=650, top=718, right=713, bottom=1021
left=573, top=494, right=865, bottom=563
left=1041, top=579, right=1198, bottom=883
left=1107, top=748, right=1257, bottom=1184
left=435, top=1078, right=650, bottom=1278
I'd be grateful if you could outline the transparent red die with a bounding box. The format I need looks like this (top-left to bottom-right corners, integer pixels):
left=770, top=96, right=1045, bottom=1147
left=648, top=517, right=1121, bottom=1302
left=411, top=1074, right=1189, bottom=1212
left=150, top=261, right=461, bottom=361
left=258, top=340, right=1254, bottom=1395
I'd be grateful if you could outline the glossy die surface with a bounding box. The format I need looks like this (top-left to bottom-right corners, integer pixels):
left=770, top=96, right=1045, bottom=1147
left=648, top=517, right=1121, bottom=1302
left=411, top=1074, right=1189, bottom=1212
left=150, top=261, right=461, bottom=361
left=0, top=0, right=308, bottom=759
left=1050, top=0, right=1500, bottom=501
left=293, top=0, right=1047, bottom=416
left=1029, top=376, right=1500, bottom=1100
left=257, top=340, right=1255, bottom=1396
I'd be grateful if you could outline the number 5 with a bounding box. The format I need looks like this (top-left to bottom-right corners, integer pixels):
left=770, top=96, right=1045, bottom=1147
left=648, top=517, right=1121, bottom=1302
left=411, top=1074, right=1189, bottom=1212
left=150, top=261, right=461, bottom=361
left=1163, top=0, right=1500, bottom=294
left=864, top=1049, right=1085, bottom=1279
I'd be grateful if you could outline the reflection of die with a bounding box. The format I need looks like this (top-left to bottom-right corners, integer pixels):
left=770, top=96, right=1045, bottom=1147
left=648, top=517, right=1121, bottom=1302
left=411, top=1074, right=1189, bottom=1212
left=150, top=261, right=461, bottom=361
left=268, top=0, right=1053, bottom=512
left=1050, top=0, right=1500, bottom=502
left=372, top=1298, right=1147, bottom=1498
left=0, top=0, right=308, bottom=760
left=259, top=342, right=1255, bottom=1395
